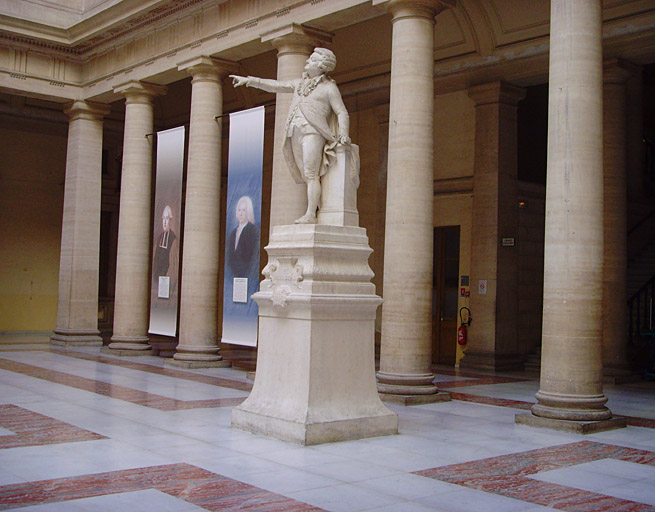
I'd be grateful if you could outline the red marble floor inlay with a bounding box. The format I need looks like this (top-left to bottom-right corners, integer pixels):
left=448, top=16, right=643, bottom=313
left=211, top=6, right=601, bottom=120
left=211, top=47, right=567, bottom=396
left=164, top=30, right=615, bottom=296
left=416, top=440, right=655, bottom=511
left=0, top=404, right=105, bottom=449
left=0, top=358, right=245, bottom=411
left=0, top=463, right=323, bottom=511
left=49, top=348, right=253, bottom=392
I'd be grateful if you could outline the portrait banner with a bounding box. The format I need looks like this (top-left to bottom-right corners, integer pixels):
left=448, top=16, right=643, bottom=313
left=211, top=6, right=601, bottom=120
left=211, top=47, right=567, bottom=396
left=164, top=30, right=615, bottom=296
left=222, top=106, right=265, bottom=347
left=148, top=126, right=185, bottom=337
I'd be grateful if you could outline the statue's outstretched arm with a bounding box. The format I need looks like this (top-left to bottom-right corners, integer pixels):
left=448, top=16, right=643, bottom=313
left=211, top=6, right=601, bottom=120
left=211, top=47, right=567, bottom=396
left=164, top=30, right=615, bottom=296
left=230, top=75, right=295, bottom=94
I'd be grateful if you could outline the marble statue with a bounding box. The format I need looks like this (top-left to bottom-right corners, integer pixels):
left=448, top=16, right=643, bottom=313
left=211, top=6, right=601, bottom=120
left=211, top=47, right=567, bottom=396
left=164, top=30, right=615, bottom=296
left=230, top=47, right=353, bottom=225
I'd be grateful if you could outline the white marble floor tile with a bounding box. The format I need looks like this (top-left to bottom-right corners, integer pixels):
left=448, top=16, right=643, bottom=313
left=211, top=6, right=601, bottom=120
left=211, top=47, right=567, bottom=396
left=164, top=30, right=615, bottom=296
left=530, top=458, right=655, bottom=505
left=192, top=453, right=290, bottom=479
left=1, top=440, right=174, bottom=481
left=356, top=472, right=460, bottom=500
left=286, top=482, right=404, bottom=512
left=362, top=501, right=441, bottom=512
left=416, top=487, right=537, bottom=512
left=235, top=467, right=342, bottom=494
left=16, top=489, right=204, bottom=512
left=604, top=479, right=655, bottom=506
left=302, top=459, right=401, bottom=483
left=257, top=445, right=348, bottom=467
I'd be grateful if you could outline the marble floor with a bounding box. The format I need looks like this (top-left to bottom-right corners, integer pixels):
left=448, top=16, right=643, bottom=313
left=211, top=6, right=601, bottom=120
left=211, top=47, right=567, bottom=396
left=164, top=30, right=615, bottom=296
left=1, top=336, right=654, bottom=511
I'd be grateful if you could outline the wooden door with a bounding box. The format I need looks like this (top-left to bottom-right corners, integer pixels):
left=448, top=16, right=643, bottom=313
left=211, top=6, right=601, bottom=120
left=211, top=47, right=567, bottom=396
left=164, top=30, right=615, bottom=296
left=432, top=226, right=460, bottom=365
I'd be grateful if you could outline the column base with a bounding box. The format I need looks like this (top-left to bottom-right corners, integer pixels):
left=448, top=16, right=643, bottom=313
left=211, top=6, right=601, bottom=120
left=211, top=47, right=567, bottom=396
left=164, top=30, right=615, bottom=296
left=515, top=413, right=627, bottom=434
left=379, top=391, right=451, bottom=406
left=104, top=337, right=152, bottom=356
left=532, top=390, right=612, bottom=421
left=50, top=329, right=103, bottom=347
left=459, top=350, right=523, bottom=372
left=165, top=358, right=231, bottom=369
left=172, top=345, right=227, bottom=367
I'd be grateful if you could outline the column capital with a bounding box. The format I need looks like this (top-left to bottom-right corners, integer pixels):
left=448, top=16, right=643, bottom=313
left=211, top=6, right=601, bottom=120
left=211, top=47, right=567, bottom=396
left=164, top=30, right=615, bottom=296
left=262, top=23, right=332, bottom=56
left=603, top=58, right=638, bottom=85
left=468, top=81, right=526, bottom=107
left=114, top=80, right=167, bottom=104
left=63, top=100, right=111, bottom=121
left=372, top=0, right=454, bottom=20
left=177, top=55, right=239, bottom=80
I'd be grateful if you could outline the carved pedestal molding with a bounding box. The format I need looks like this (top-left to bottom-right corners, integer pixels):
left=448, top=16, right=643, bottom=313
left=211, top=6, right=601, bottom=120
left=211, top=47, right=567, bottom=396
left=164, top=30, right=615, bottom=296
left=107, top=81, right=166, bottom=356
left=232, top=219, right=398, bottom=445
left=51, top=100, right=111, bottom=347
left=461, top=81, right=525, bottom=372
left=261, top=23, right=332, bottom=231
left=517, top=0, right=625, bottom=432
left=374, top=0, right=452, bottom=404
left=602, top=58, right=635, bottom=381
left=168, top=57, right=237, bottom=368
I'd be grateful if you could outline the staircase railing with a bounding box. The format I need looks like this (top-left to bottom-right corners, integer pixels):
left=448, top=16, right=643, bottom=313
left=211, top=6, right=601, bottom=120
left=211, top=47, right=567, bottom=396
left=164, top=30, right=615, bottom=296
left=629, top=276, right=654, bottom=338
left=628, top=275, right=655, bottom=376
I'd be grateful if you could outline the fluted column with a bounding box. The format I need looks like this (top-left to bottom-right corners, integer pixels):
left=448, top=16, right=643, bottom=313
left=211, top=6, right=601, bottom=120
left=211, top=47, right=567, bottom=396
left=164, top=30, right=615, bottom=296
left=171, top=57, right=235, bottom=368
left=108, top=81, right=166, bottom=355
left=375, top=0, right=451, bottom=404
left=517, top=0, right=625, bottom=432
left=602, top=59, right=633, bottom=379
left=462, top=82, right=525, bottom=372
left=261, top=24, right=331, bottom=231
left=51, top=100, right=111, bottom=346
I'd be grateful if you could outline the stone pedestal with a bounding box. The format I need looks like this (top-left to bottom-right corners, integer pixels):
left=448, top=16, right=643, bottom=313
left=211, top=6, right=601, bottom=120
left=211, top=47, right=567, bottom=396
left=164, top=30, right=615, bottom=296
left=232, top=223, right=398, bottom=445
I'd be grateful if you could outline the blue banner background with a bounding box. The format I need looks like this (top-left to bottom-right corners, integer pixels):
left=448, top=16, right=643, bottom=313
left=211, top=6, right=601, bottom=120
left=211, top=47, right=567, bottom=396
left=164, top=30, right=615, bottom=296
left=222, top=106, right=265, bottom=347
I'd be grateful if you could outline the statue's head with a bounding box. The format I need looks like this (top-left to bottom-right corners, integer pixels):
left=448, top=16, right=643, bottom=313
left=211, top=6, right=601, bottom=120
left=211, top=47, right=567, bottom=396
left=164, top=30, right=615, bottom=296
left=313, top=47, right=337, bottom=73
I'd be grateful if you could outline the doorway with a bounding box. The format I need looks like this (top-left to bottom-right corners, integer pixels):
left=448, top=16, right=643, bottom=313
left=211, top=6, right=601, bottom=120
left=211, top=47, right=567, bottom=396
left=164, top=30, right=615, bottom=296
left=432, top=226, right=460, bottom=365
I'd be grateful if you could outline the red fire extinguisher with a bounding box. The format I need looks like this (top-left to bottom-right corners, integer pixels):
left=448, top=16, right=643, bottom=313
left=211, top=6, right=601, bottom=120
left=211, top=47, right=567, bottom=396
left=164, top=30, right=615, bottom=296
left=458, top=307, right=472, bottom=345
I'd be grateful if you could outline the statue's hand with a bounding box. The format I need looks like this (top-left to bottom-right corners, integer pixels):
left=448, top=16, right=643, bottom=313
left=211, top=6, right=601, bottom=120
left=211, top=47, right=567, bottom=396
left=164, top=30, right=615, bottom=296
left=338, top=135, right=351, bottom=145
left=230, top=75, right=248, bottom=88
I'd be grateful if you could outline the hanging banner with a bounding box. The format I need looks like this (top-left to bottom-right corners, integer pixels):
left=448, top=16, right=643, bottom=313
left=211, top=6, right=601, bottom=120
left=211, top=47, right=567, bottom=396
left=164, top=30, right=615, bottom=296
left=222, top=106, right=265, bottom=347
left=149, top=126, right=185, bottom=337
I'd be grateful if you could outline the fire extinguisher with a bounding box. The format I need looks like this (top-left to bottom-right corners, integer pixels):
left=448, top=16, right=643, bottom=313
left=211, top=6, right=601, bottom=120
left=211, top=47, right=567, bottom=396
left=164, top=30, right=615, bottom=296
left=458, top=307, right=472, bottom=345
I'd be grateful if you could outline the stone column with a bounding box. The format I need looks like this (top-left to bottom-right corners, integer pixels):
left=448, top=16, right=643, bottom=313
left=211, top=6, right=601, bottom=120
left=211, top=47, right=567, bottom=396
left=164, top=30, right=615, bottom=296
left=374, top=0, right=451, bottom=404
left=107, top=81, right=166, bottom=355
left=602, top=59, right=633, bottom=379
left=261, top=24, right=331, bottom=231
left=462, top=82, right=525, bottom=372
left=170, top=57, right=235, bottom=368
left=516, top=0, right=625, bottom=432
left=51, top=100, right=111, bottom=346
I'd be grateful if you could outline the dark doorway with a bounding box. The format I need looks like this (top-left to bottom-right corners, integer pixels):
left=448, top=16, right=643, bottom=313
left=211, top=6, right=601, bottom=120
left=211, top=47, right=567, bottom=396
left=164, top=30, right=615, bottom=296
left=432, top=226, right=460, bottom=365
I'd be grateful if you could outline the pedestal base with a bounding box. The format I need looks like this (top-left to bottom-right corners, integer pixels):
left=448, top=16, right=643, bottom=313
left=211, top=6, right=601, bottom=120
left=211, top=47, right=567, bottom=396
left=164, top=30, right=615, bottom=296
left=515, top=413, right=627, bottom=434
left=233, top=406, right=397, bottom=446
left=50, top=330, right=102, bottom=347
left=380, top=392, right=451, bottom=406
left=231, top=224, right=398, bottom=445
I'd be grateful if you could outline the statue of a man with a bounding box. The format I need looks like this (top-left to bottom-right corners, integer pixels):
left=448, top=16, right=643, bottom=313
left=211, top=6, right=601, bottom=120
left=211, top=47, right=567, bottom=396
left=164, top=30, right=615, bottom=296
left=231, top=47, right=351, bottom=224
